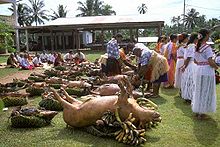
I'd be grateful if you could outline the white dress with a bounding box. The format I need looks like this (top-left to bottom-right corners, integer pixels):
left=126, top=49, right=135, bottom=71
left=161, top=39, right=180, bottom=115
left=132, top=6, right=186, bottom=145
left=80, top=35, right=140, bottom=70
left=181, top=43, right=196, bottom=100
left=174, top=45, right=185, bottom=88
left=192, top=44, right=216, bottom=113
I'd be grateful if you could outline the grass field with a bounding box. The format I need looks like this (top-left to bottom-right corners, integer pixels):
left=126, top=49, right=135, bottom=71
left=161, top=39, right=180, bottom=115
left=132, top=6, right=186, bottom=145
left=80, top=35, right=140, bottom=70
left=0, top=52, right=220, bottom=147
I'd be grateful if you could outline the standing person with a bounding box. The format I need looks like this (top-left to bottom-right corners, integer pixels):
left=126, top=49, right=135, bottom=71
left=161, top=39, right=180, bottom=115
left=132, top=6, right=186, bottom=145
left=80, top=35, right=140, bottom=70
left=164, top=34, right=178, bottom=88
left=155, top=36, right=163, bottom=53
left=192, top=29, right=218, bottom=119
left=160, top=36, right=168, bottom=55
left=181, top=33, right=198, bottom=102
left=174, top=33, right=189, bottom=89
left=133, top=43, right=169, bottom=97
left=106, top=33, right=123, bottom=76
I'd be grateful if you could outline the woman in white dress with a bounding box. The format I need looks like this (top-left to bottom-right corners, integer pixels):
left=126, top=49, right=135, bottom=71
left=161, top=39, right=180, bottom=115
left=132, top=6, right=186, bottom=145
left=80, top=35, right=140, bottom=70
left=181, top=33, right=198, bottom=102
left=192, top=29, right=219, bottom=119
left=174, top=33, right=188, bottom=89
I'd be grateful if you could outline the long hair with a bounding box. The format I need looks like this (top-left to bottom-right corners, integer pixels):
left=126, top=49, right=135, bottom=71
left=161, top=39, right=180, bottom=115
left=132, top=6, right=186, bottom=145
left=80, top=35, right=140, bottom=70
left=196, top=29, right=210, bottom=52
left=178, top=33, right=189, bottom=44
left=187, top=33, right=198, bottom=46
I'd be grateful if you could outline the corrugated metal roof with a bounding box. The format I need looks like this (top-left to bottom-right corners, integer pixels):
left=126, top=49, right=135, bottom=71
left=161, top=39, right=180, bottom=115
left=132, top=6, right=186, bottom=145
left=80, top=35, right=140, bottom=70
left=0, top=0, right=15, bottom=4
left=44, top=15, right=164, bottom=27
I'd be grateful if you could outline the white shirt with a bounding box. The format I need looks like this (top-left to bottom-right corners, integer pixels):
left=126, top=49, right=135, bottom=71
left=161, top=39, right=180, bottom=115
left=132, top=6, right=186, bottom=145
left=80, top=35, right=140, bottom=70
left=32, top=57, right=42, bottom=65
left=48, top=54, right=55, bottom=63
left=73, top=52, right=85, bottom=60
left=64, top=53, right=74, bottom=61
left=40, top=53, right=48, bottom=61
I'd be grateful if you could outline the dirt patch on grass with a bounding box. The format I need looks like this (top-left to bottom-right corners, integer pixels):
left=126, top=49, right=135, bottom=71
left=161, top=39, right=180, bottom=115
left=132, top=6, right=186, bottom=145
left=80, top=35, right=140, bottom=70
left=0, top=68, right=44, bottom=84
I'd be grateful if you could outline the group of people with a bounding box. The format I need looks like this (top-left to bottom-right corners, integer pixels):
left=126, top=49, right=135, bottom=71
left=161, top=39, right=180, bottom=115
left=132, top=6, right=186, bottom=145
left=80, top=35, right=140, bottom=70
left=155, top=29, right=220, bottom=119
left=105, top=29, right=220, bottom=120
left=7, top=50, right=86, bottom=69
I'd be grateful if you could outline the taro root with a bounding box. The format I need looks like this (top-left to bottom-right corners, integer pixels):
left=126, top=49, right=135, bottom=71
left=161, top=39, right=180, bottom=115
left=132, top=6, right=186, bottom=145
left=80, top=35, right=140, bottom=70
left=2, top=96, right=28, bottom=107
left=52, top=77, right=161, bottom=128
left=10, top=107, right=58, bottom=128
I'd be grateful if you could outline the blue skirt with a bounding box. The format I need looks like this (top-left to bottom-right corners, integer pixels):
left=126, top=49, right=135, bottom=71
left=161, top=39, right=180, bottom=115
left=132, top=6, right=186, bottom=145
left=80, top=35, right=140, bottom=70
left=154, top=73, right=168, bottom=83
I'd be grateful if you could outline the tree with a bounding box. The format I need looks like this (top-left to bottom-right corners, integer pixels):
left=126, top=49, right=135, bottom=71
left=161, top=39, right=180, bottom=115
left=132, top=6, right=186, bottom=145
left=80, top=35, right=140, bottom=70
left=171, top=16, right=182, bottom=32
left=100, top=4, right=116, bottom=15
left=25, top=0, right=49, bottom=26
left=183, top=8, right=199, bottom=31
left=76, top=0, right=116, bottom=17
left=50, top=4, right=68, bottom=20
left=138, top=3, right=147, bottom=14
left=8, top=3, right=31, bottom=26
left=76, top=0, right=95, bottom=17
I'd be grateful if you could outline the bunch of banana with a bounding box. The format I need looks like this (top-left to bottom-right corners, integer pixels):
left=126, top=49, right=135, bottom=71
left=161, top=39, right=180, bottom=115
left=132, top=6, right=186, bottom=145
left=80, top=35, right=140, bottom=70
left=137, top=98, right=158, bottom=110
left=2, top=96, right=28, bottom=107
left=39, top=98, right=63, bottom=111
left=146, top=121, right=160, bottom=129
left=26, top=87, right=44, bottom=96
left=101, top=110, right=116, bottom=126
left=114, top=109, right=147, bottom=146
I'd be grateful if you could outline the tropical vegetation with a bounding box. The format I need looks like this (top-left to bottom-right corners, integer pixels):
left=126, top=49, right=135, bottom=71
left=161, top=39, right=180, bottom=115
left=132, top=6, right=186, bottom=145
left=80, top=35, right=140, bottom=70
left=50, top=4, right=68, bottom=20
left=76, top=0, right=116, bottom=17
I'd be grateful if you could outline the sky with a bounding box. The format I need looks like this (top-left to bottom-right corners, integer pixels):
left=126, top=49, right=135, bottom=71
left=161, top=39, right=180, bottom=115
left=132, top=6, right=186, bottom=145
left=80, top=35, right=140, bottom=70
left=0, top=0, right=220, bottom=25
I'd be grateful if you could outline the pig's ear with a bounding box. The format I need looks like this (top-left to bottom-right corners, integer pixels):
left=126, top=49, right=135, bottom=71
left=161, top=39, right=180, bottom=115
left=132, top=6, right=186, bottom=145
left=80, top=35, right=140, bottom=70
left=122, top=76, right=133, bottom=97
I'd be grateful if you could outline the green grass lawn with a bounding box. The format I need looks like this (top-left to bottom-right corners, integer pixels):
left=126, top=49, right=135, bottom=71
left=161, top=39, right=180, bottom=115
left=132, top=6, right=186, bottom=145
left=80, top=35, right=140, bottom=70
left=0, top=55, right=8, bottom=63
left=0, top=86, right=219, bottom=147
left=0, top=51, right=220, bottom=147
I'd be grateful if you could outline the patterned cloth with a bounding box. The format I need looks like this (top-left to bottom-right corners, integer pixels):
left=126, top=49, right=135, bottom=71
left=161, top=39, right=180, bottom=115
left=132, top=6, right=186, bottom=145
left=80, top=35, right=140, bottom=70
left=107, top=38, right=120, bottom=59
left=138, top=49, right=152, bottom=66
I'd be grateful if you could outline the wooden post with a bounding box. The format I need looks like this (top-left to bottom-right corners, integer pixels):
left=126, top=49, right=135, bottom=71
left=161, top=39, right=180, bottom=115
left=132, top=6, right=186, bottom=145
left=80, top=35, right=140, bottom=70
left=62, top=31, right=65, bottom=50
left=158, top=25, right=161, bottom=37
left=25, top=29, right=29, bottom=51
left=136, top=29, right=139, bottom=42
left=54, top=32, right=57, bottom=50
left=41, top=31, right=45, bottom=50
left=101, top=29, right=104, bottom=50
left=50, top=30, right=54, bottom=51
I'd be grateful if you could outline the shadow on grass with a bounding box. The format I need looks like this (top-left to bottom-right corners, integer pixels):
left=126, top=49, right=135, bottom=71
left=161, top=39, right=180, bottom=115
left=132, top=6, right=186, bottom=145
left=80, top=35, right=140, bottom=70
left=148, top=96, right=167, bottom=105
left=193, top=117, right=219, bottom=146
left=160, top=87, right=179, bottom=96
left=173, top=95, right=220, bottom=146
left=48, top=126, right=160, bottom=146
left=173, top=96, right=192, bottom=117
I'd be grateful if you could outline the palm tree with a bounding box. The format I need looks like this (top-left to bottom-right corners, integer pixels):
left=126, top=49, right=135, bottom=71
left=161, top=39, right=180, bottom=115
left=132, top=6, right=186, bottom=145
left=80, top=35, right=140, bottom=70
left=138, top=3, right=147, bottom=14
left=93, top=0, right=104, bottom=16
left=8, top=3, right=31, bottom=26
left=183, top=8, right=199, bottom=31
left=76, top=0, right=94, bottom=17
left=76, top=0, right=115, bottom=17
left=50, top=5, right=68, bottom=20
left=171, top=16, right=182, bottom=32
left=25, top=0, right=49, bottom=26
left=100, top=4, right=116, bottom=15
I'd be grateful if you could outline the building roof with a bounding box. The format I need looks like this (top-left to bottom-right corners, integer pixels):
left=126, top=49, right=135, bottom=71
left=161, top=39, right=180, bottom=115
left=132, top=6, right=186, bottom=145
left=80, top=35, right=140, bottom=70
left=0, top=0, right=15, bottom=4
left=19, top=15, right=164, bottom=31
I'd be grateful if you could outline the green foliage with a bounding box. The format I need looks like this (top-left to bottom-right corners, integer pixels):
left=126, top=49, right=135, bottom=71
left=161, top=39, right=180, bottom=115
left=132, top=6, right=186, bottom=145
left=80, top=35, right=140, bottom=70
left=165, top=8, right=220, bottom=35
left=0, top=99, right=4, bottom=111
left=76, top=0, right=116, bottom=17
left=0, top=22, right=15, bottom=53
